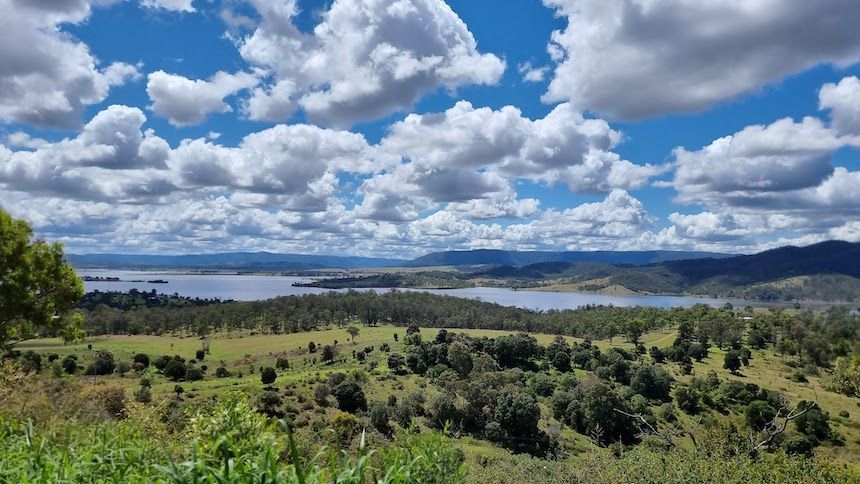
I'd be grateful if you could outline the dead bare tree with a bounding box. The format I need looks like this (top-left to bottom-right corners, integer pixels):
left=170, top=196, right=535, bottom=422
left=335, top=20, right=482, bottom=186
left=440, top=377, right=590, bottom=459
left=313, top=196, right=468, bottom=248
left=614, top=408, right=703, bottom=449
left=614, top=409, right=678, bottom=448
left=747, top=398, right=816, bottom=455
left=589, top=422, right=605, bottom=447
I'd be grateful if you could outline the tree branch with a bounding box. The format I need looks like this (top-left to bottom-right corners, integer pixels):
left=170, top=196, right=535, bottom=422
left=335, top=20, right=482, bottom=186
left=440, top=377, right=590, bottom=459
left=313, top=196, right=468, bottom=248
left=614, top=408, right=677, bottom=448
left=748, top=399, right=816, bottom=455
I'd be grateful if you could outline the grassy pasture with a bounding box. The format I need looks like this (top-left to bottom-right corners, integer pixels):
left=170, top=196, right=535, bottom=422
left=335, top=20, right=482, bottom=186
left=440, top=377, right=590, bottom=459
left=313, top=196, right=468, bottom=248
left=18, top=325, right=676, bottom=364
left=15, top=325, right=858, bottom=464
left=15, top=326, right=675, bottom=415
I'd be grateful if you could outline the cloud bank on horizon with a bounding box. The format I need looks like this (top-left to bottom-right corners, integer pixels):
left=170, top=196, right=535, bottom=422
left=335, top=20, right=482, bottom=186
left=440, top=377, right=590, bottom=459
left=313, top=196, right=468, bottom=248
left=1, top=0, right=859, bottom=257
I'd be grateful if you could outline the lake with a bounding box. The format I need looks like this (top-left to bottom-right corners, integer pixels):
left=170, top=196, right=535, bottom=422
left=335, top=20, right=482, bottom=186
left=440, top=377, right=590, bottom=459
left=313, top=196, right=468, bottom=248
left=77, top=269, right=747, bottom=310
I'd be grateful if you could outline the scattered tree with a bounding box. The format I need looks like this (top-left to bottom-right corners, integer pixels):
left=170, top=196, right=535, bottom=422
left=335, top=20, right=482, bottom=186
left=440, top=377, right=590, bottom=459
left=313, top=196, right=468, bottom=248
left=675, top=386, right=700, bottom=414
left=447, top=340, right=473, bottom=377
left=529, top=373, right=556, bottom=397
left=61, top=355, right=78, bottom=375
left=494, top=389, right=540, bottom=439
left=370, top=401, right=391, bottom=433
left=629, top=364, right=673, bottom=401
left=134, top=385, right=152, bottom=403
left=314, top=383, right=331, bottom=406
left=86, top=350, right=116, bottom=376
left=132, top=353, right=150, bottom=369
left=322, top=345, right=336, bottom=363
left=258, top=390, right=283, bottom=418
left=388, top=353, right=406, bottom=375
left=260, top=366, right=277, bottom=386
left=164, top=357, right=187, bottom=381
left=116, top=361, right=132, bottom=377
left=185, top=366, right=203, bottom=381
left=745, top=400, right=777, bottom=431
left=747, top=399, right=817, bottom=455
left=724, top=350, right=742, bottom=374
left=346, top=325, right=360, bottom=344
left=332, top=380, right=367, bottom=413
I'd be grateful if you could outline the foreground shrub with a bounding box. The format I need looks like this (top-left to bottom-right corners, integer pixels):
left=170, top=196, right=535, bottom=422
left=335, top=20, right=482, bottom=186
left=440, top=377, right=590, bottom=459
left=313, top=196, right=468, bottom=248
left=0, top=392, right=465, bottom=483
left=82, top=385, right=126, bottom=418
left=85, top=350, right=116, bottom=376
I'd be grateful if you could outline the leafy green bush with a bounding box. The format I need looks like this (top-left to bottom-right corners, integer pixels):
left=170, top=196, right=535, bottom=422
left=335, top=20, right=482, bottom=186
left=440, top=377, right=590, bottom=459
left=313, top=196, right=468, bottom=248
left=85, top=350, right=116, bottom=376
left=0, top=393, right=465, bottom=482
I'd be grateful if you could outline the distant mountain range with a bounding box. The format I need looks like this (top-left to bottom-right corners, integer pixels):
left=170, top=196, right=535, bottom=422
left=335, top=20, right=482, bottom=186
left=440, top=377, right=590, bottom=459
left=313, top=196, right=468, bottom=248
left=476, top=241, right=860, bottom=284
left=405, top=249, right=733, bottom=267
left=67, top=252, right=405, bottom=270
left=67, top=248, right=733, bottom=271
left=299, top=241, right=860, bottom=301
left=491, top=241, right=860, bottom=301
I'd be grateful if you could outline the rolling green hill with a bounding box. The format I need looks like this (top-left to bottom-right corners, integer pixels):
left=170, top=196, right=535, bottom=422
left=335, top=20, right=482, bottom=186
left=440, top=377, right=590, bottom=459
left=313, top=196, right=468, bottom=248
left=610, top=241, right=860, bottom=300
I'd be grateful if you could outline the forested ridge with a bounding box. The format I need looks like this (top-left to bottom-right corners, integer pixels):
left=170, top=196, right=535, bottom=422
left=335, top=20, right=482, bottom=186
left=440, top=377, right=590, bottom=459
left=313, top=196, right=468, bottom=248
left=78, top=289, right=680, bottom=338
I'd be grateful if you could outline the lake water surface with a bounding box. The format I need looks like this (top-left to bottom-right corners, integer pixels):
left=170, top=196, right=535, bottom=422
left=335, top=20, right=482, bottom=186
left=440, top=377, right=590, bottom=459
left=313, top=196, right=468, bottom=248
left=78, top=269, right=747, bottom=310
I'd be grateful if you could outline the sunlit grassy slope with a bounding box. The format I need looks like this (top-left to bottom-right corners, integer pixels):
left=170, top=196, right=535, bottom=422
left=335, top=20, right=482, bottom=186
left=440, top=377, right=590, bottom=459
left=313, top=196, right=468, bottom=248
left=17, top=325, right=858, bottom=464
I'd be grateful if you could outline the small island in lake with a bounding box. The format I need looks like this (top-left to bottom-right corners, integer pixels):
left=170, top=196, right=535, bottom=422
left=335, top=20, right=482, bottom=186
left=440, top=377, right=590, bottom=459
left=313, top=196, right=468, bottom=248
left=81, top=276, right=121, bottom=282
left=81, top=275, right=169, bottom=284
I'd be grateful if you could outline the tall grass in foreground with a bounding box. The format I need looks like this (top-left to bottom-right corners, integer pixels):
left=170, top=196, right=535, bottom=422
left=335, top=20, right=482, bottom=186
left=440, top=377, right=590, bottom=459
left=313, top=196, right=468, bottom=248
left=0, top=394, right=464, bottom=483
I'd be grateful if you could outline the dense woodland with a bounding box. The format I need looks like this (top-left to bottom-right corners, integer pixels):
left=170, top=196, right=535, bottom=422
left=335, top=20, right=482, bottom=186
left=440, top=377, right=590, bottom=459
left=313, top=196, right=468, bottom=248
left=75, top=289, right=677, bottom=337
left=74, top=291, right=859, bottom=369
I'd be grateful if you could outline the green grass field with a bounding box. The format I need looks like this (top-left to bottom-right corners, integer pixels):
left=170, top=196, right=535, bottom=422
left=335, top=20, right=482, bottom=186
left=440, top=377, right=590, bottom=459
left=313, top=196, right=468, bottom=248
left=14, top=326, right=676, bottom=433
left=17, top=325, right=676, bottom=363
left=15, top=325, right=859, bottom=465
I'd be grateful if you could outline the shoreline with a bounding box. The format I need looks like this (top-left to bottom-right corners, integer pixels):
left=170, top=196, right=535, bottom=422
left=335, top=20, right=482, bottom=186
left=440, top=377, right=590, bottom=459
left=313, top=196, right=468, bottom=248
left=76, top=268, right=857, bottom=308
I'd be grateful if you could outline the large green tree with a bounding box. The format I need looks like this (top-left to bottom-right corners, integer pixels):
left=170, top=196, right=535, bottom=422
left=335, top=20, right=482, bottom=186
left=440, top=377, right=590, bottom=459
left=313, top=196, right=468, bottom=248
left=1, top=208, right=84, bottom=347
left=494, top=389, right=540, bottom=439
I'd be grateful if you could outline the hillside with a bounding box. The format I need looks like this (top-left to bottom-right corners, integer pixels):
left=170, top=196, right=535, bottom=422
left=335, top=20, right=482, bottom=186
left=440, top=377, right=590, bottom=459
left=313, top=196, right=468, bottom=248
left=608, top=241, right=860, bottom=299
left=662, top=240, right=860, bottom=284
left=7, top=293, right=860, bottom=481
left=473, top=261, right=626, bottom=280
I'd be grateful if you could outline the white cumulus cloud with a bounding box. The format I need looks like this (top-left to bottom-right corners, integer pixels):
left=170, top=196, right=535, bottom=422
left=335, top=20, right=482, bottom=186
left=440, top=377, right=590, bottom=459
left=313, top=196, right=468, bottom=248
left=820, top=76, right=860, bottom=137
left=147, top=70, right=258, bottom=126
left=141, top=0, right=195, bottom=12
left=236, top=0, right=505, bottom=127
left=0, top=0, right=140, bottom=128
left=542, top=0, right=860, bottom=120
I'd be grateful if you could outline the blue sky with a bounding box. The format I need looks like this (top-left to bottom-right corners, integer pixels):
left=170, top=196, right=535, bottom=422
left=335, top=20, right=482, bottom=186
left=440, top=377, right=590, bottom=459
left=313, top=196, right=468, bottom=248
left=1, top=0, right=859, bottom=257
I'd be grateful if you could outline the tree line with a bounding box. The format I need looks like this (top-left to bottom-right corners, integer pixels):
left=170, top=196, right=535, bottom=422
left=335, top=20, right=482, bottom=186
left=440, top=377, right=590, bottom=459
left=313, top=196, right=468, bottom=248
left=75, top=289, right=706, bottom=340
